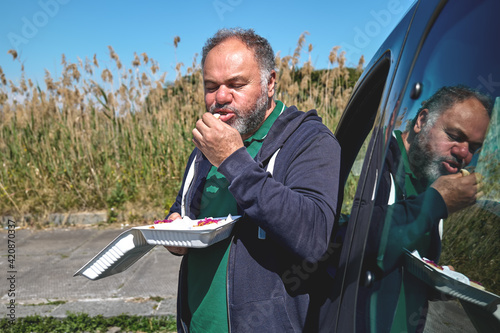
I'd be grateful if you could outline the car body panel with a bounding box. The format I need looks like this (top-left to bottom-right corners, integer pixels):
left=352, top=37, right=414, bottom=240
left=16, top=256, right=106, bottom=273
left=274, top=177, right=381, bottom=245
left=333, top=0, right=500, bottom=331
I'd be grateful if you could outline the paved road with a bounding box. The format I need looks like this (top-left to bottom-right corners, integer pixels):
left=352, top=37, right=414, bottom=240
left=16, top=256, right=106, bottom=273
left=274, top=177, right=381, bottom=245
left=0, top=227, right=182, bottom=319
left=0, top=226, right=478, bottom=332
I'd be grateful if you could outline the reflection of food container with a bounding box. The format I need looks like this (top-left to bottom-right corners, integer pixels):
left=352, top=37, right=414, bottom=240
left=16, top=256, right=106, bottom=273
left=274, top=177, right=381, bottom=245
left=405, top=248, right=500, bottom=331
left=74, top=215, right=240, bottom=280
left=404, top=250, right=500, bottom=319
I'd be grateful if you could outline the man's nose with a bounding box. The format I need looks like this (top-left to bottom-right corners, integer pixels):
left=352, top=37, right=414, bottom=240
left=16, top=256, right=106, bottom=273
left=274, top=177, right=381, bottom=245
left=215, top=85, right=232, bottom=105
left=452, top=142, right=471, bottom=162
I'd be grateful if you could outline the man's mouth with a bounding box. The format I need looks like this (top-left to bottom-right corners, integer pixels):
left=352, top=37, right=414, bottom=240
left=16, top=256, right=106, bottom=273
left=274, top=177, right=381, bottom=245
left=442, top=160, right=462, bottom=174
left=211, top=106, right=237, bottom=122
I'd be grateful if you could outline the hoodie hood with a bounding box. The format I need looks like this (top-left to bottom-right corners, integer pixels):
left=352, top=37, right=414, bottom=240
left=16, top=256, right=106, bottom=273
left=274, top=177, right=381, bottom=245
left=258, top=105, right=324, bottom=162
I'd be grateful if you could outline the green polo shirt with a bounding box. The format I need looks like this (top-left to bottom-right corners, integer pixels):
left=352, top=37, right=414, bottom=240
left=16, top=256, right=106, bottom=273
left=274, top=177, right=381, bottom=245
left=377, top=130, right=427, bottom=270
left=373, top=130, right=434, bottom=333
left=394, top=130, right=427, bottom=197
left=187, top=101, right=285, bottom=332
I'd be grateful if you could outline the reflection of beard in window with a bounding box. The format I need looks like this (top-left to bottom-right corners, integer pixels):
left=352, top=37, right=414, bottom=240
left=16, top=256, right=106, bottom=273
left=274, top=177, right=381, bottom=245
left=408, top=119, right=458, bottom=184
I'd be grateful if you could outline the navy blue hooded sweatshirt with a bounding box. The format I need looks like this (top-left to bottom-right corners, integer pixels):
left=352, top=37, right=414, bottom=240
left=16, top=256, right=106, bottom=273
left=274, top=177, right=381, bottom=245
left=169, top=105, right=341, bottom=332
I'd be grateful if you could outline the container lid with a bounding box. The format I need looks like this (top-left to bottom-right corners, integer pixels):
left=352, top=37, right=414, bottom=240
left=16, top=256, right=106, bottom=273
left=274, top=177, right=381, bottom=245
left=74, top=214, right=241, bottom=280
left=73, top=229, right=154, bottom=280
left=404, top=249, right=500, bottom=331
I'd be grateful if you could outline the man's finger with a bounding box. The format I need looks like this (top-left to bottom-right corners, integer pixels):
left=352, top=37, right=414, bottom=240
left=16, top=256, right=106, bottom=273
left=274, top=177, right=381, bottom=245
left=168, top=212, right=182, bottom=221
left=192, top=128, right=202, bottom=147
left=474, top=172, right=483, bottom=183
left=165, top=246, right=189, bottom=255
left=447, top=172, right=463, bottom=180
left=202, top=112, right=222, bottom=126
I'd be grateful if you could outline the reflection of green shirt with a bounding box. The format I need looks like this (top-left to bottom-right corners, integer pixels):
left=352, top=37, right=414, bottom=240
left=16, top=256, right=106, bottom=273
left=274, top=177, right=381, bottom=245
left=378, top=130, right=433, bottom=333
left=394, top=130, right=427, bottom=197
left=187, top=101, right=285, bottom=333
left=376, top=131, right=430, bottom=272
left=392, top=130, right=432, bottom=259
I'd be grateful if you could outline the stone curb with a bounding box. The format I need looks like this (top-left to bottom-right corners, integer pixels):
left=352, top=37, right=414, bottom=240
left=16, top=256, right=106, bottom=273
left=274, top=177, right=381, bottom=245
left=1, top=211, right=165, bottom=227
left=2, top=297, right=177, bottom=319
left=1, top=212, right=108, bottom=227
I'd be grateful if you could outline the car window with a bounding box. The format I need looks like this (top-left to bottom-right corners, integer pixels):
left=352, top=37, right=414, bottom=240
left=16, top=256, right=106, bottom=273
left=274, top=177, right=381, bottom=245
left=341, top=132, right=371, bottom=215
left=331, top=53, right=393, bottom=331
left=358, top=1, right=500, bottom=332
left=336, top=56, right=390, bottom=216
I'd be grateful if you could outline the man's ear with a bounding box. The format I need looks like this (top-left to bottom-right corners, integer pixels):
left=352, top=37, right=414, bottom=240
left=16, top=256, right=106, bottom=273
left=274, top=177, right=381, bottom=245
left=414, top=109, right=429, bottom=134
left=267, top=70, right=277, bottom=98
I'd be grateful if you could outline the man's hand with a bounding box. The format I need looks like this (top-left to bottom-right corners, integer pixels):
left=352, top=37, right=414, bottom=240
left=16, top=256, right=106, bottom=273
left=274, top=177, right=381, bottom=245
left=192, top=113, right=244, bottom=167
left=431, top=173, right=482, bottom=215
left=164, top=212, right=189, bottom=255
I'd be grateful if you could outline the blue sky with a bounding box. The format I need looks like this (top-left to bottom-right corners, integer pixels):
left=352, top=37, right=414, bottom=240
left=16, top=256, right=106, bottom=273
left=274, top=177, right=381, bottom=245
left=1, top=0, right=415, bottom=86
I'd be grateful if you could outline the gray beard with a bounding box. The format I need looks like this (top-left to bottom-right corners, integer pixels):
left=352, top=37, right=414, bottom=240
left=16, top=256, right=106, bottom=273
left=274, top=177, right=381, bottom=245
left=209, top=91, right=269, bottom=137
left=407, top=132, right=456, bottom=184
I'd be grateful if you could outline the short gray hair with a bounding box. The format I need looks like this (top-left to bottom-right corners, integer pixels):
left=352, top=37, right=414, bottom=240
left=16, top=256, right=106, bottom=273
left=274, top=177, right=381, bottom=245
left=201, top=28, right=275, bottom=88
left=408, top=85, right=493, bottom=131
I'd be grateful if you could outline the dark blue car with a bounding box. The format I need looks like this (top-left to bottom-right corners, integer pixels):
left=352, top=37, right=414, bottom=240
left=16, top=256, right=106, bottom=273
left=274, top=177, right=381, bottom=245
left=332, top=1, right=500, bottom=332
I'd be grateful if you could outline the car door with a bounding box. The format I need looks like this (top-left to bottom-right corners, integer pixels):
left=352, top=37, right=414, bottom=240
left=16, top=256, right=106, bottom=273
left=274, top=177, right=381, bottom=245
left=332, top=1, right=500, bottom=332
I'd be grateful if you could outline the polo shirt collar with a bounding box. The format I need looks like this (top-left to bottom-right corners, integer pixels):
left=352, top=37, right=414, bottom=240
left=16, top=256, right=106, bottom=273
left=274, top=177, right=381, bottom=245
left=244, top=100, right=285, bottom=145
left=394, top=130, right=427, bottom=195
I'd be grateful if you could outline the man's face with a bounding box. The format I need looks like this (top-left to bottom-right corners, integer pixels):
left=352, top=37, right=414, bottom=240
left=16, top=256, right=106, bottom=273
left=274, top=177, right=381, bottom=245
left=409, top=97, right=490, bottom=183
left=203, top=38, right=274, bottom=139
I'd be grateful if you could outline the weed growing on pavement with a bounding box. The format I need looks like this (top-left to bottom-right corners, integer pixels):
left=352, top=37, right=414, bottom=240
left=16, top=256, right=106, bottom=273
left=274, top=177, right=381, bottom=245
left=0, top=313, right=177, bottom=333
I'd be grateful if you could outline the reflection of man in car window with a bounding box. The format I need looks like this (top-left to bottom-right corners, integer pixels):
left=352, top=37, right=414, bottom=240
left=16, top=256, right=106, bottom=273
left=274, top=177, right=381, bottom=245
left=359, top=85, right=493, bottom=333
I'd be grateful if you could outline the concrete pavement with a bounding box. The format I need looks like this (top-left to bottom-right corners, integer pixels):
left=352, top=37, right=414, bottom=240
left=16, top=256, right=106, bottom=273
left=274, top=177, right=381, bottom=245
left=0, top=226, right=182, bottom=319
left=0, top=224, right=478, bottom=332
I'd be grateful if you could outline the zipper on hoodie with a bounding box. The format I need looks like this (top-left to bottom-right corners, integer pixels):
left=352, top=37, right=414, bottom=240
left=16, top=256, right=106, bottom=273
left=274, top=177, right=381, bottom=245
left=226, top=235, right=235, bottom=332
left=179, top=156, right=196, bottom=332
left=178, top=259, right=189, bottom=333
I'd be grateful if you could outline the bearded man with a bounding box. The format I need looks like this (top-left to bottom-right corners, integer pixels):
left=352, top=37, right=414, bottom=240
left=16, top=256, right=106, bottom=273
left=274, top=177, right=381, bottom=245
left=358, top=85, right=492, bottom=333
left=165, top=28, right=341, bottom=332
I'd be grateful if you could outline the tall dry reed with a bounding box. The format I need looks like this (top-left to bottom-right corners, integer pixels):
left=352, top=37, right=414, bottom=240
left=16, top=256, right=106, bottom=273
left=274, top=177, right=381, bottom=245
left=0, top=33, right=362, bottom=225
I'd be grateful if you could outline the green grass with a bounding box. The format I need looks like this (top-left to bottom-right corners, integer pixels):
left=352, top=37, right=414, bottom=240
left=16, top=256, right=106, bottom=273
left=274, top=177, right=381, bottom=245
left=0, top=313, right=177, bottom=333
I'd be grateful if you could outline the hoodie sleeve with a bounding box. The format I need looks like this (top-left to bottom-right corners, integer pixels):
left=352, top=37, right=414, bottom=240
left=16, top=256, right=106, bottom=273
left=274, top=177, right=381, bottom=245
left=218, top=120, right=341, bottom=262
left=364, top=137, right=448, bottom=275
left=373, top=187, right=448, bottom=273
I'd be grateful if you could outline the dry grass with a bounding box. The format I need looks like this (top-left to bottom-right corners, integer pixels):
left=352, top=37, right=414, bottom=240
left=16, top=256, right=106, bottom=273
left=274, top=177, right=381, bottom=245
left=0, top=33, right=362, bottom=225
left=2, top=33, right=498, bottom=297
left=441, top=201, right=500, bottom=295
